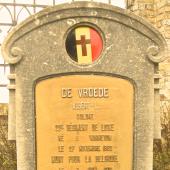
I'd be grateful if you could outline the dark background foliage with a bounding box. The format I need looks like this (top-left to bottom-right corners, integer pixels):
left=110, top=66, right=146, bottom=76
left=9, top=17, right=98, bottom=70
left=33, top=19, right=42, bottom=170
left=153, top=101, right=170, bottom=170
left=0, top=105, right=17, bottom=170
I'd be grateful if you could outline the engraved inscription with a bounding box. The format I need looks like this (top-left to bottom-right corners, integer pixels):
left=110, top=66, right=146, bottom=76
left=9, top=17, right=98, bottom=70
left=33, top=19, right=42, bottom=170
left=61, top=88, right=109, bottom=98
left=36, top=75, right=133, bottom=170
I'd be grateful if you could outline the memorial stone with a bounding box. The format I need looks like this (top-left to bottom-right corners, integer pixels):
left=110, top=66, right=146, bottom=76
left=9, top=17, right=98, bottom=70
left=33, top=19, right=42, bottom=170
left=1, top=2, right=167, bottom=170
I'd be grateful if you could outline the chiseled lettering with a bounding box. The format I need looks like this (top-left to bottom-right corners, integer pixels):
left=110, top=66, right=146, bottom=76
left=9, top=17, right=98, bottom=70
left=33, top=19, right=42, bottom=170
left=51, top=156, right=63, bottom=163
left=88, top=167, right=97, bottom=170
left=95, top=155, right=118, bottom=162
left=85, top=156, right=92, bottom=163
left=55, top=125, right=64, bottom=132
left=92, top=124, right=98, bottom=131
left=61, top=88, right=72, bottom=98
left=101, top=124, right=114, bottom=131
left=69, top=156, right=80, bottom=163
left=67, top=124, right=88, bottom=131
left=78, top=88, right=109, bottom=98
left=77, top=114, right=94, bottom=120
left=58, top=146, right=64, bottom=152
left=79, top=146, right=101, bottom=152
left=104, top=168, right=113, bottom=170
left=103, top=146, right=113, bottom=151
left=59, top=168, right=64, bottom=170
left=73, top=102, right=91, bottom=110
left=69, top=146, right=75, bottom=152
left=58, top=136, right=64, bottom=142
left=89, top=135, right=112, bottom=141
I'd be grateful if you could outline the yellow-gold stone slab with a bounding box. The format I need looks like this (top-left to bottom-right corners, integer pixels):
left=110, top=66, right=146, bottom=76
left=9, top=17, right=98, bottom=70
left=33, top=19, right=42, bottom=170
left=35, top=75, right=134, bottom=170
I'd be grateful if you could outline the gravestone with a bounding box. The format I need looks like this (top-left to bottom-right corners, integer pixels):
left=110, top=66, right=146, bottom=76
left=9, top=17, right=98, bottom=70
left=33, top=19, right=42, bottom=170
left=1, top=2, right=167, bottom=170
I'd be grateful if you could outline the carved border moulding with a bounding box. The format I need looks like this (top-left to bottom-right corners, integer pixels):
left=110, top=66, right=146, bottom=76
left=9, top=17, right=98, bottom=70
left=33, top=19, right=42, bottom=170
left=8, top=74, right=16, bottom=80
left=7, top=73, right=16, bottom=140
left=7, top=84, right=16, bottom=90
left=6, top=47, right=24, bottom=64
left=154, top=73, right=162, bottom=90
left=1, top=2, right=167, bottom=65
left=7, top=74, right=16, bottom=90
left=147, top=45, right=168, bottom=63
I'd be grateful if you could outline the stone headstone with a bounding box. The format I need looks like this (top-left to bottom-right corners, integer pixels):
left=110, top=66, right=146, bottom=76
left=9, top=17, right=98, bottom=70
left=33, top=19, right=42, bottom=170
left=1, top=2, right=167, bottom=170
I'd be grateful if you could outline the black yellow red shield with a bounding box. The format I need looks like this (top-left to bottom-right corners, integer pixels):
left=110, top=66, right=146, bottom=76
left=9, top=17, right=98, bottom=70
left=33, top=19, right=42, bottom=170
left=66, top=26, right=103, bottom=64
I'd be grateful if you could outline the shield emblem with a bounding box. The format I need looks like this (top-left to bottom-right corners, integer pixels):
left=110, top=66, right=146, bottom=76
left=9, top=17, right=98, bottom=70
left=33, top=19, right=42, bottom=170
left=66, top=26, right=103, bottom=64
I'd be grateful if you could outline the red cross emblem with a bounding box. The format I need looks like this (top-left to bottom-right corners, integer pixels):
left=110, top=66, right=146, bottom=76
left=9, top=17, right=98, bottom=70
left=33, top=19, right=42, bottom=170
left=66, top=26, right=103, bottom=64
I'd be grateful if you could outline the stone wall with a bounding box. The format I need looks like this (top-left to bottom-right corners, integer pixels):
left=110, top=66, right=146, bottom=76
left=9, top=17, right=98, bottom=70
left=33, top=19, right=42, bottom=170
left=128, top=0, right=170, bottom=100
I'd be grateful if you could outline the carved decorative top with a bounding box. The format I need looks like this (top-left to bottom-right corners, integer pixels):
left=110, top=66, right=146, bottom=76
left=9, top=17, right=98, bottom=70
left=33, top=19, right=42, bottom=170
left=147, top=45, right=167, bottom=63
left=6, top=47, right=24, bottom=64
left=1, top=2, right=167, bottom=64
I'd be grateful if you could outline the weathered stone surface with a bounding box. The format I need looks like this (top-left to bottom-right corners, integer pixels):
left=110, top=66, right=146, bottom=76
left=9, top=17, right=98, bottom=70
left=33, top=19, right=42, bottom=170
left=1, top=2, right=167, bottom=170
